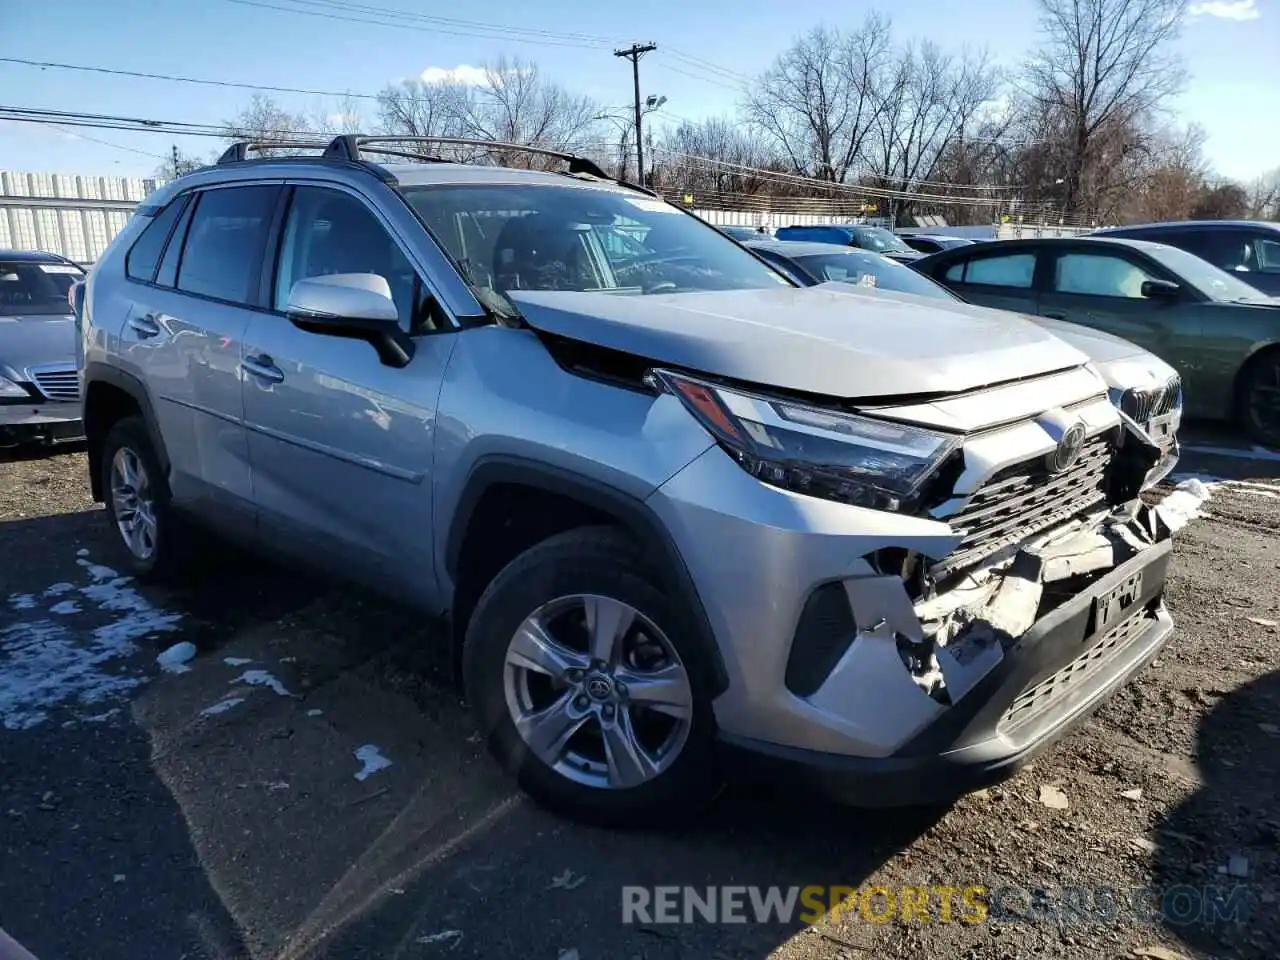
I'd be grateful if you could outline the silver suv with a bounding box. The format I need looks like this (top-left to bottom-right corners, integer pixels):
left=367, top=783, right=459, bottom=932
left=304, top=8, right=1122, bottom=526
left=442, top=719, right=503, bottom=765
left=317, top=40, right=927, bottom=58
left=81, top=136, right=1188, bottom=825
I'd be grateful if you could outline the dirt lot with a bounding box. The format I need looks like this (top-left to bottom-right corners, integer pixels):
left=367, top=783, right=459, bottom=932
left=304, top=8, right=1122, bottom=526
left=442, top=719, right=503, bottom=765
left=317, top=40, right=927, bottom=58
left=1, top=430, right=1278, bottom=960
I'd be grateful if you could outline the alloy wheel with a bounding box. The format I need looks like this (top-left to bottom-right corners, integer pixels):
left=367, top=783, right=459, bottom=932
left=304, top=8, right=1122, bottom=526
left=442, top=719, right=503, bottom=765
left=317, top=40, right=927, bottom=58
left=1246, top=357, right=1280, bottom=445
left=110, top=446, right=158, bottom=562
left=502, top=593, right=694, bottom=790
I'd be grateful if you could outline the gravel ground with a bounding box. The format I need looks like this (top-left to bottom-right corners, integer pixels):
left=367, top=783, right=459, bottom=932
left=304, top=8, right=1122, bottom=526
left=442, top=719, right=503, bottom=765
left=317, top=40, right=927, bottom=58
left=1, top=430, right=1278, bottom=960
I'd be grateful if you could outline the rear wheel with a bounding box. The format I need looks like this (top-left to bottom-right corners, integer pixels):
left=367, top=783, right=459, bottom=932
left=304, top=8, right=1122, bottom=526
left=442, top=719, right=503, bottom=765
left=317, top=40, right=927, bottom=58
left=1239, top=350, right=1280, bottom=448
left=463, top=527, right=722, bottom=826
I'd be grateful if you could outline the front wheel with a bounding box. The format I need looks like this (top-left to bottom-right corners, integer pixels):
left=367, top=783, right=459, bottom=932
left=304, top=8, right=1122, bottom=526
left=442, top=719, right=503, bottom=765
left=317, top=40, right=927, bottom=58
left=462, top=527, right=722, bottom=826
left=1239, top=350, right=1280, bottom=449
left=100, top=416, right=187, bottom=581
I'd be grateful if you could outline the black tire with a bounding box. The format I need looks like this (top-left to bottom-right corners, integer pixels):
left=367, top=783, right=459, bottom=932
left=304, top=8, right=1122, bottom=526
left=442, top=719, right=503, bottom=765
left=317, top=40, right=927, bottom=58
left=99, top=415, right=188, bottom=581
left=462, top=526, right=722, bottom=827
left=1238, top=348, right=1280, bottom=449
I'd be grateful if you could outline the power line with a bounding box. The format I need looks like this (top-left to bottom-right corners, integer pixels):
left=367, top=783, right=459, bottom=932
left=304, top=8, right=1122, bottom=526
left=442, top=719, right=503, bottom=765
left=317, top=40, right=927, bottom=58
left=655, top=149, right=1015, bottom=206
left=222, top=0, right=609, bottom=49
left=0, top=57, right=387, bottom=102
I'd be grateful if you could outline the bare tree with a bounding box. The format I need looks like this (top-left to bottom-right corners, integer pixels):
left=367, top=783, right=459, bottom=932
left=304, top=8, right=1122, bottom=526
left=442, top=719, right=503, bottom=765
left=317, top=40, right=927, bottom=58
left=152, top=145, right=204, bottom=181
left=867, top=44, right=1000, bottom=208
left=655, top=117, right=792, bottom=196
left=376, top=57, right=600, bottom=168
left=222, top=94, right=319, bottom=155
left=1247, top=168, right=1280, bottom=220
left=1022, top=0, right=1188, bottom=216
left=744, top=17, right=894, bottom=182
left=1191, top=181, right=1249, bottom=220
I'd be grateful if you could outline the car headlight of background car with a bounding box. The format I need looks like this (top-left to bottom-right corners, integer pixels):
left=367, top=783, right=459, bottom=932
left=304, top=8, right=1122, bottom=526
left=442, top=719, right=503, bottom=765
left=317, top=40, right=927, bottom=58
left=0, top=374, right=30, bottom=400
left=650, top=369, right=959, bottom=512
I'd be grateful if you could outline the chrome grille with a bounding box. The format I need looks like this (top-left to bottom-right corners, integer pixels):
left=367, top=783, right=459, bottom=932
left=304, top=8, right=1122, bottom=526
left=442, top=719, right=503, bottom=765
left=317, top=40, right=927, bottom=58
left=932, top=432, right=1114, bottom=577
left=1119, top=375, right=1181, bottom=424
left=29, top=365, right=80, bottom=402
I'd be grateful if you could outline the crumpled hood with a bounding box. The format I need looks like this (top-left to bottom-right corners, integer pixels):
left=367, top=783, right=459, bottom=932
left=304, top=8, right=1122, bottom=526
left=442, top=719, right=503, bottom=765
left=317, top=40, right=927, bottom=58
left=0, top=313, right=77, bottom=381
left=508, top=283, right=1090, bottom=400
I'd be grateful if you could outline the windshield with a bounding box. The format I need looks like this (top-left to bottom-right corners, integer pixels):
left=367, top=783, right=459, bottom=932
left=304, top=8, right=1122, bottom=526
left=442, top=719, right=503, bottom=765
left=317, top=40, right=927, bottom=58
left=0, top=261, right=83, bottom=316
left=795, top=251, right=957, bottom=299
left=400, top=184, right=792, bottom=310
left=1142, top=244, right=1266, bottom=302
left=854, top=227, right=912, bottom=254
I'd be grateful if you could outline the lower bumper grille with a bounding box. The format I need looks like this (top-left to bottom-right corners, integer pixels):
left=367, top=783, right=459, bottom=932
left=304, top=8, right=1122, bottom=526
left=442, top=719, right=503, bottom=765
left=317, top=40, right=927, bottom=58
left=999, top=603, right=1159, bottom=738
left=932, top=432, right=1114, bottom=576
left=29, top=366, right=80, bottom=402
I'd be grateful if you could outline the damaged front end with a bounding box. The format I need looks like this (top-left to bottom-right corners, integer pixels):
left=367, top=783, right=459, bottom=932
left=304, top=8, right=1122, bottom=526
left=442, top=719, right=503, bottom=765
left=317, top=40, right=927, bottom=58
left=851, top=413, right=1204, bottom=742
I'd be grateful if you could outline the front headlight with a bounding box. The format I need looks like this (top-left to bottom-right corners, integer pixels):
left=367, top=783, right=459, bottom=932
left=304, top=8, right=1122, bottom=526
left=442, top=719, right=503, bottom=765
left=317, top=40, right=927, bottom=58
left=651, top=369, right=960, bottom=511
left=0, top=375, right=29, bottom=399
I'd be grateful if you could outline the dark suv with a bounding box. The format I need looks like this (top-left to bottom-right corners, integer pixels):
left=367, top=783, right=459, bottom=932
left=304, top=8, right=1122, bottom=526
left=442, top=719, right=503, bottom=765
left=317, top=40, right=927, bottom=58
left=1093, top=221, right=1280, bottom=297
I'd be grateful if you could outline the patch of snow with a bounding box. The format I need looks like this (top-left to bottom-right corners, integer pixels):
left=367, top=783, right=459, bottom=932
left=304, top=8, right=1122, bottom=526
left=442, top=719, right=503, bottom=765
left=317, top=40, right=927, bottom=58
left=156, top=641, right=197, bottom=673
left=42, top=583, right=75, bottom=598
left=79, top=574, right=182, bottom=647
left=222, top=656, right=253, bottom=667
left=266, top=781, right=289, bottom=791
left=1155, top=478, right=1213, bottom=532
left=0, top=619, right=145, bottom=730
left=8, top=594, right=37, bottom=611
left=232, top=669, right=293, bottom=697
left=354, top=744, right=392, bottom=781
left=1183, top=443, right=1280, bottom=463
left=306, top=708, right=323, bottom=717
left=1170, top=471, right=1225, bottom=487
left=81, top=708, right=120, bottom=723
left=200, top=697, right=245, bottom=717
left=1, top=564, right=182, bottom=730
left=75, top=548, right=89, bottom=557
left=416, top=930, right=463, bottom=948
left=75, top=559, right=119, bottom=582
left=49, top=600, right=81, bottom=616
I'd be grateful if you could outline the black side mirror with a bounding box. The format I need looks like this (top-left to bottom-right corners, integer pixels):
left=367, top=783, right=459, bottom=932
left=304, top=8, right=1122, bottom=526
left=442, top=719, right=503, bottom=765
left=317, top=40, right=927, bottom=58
left=1140, top=279, right=1182, bottom=301
left=285, top=274, right=416, bottom=368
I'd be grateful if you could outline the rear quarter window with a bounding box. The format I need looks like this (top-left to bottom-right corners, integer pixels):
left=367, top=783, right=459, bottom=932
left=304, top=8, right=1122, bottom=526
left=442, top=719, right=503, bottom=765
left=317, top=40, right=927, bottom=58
left=125, top=195, right=189, bottom=283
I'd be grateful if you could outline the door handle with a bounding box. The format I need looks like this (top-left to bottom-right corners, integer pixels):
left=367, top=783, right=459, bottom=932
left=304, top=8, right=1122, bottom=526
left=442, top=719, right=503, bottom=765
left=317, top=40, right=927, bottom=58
left=241, top=354, right=285, bottom=384
left=1041, top=311, right=1067, bottom=320
left=127, top=314, right=161, bottom=338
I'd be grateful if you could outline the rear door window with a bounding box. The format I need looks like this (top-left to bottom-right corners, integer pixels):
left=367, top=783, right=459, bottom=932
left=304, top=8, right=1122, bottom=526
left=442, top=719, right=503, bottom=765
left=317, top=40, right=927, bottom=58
left=176, top=186, right=281, bottom=305
left=949, top=252, right=1037, bottom=288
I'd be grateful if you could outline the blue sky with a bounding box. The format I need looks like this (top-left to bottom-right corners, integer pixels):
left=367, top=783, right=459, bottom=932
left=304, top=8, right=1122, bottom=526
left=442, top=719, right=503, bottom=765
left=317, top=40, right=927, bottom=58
left=1, top=0, right=1275, bottom=182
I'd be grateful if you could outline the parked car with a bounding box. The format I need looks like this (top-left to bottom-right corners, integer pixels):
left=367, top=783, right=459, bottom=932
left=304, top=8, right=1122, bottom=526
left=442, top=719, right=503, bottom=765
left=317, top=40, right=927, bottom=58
left=747, top=239, right=1182, bottom=484
left=82, top=135, right=1189, bottom=825
left=1092, top=220, right=1280, bottom=297
left=773, top=223, right=923, bottom=262
left=0, top=250, right=86, bottom=447
left=900, top=234, right=977, bottom=254
left=914, top=236, right=1280, bottom=446
left=720, top=225, right=771, bottom=241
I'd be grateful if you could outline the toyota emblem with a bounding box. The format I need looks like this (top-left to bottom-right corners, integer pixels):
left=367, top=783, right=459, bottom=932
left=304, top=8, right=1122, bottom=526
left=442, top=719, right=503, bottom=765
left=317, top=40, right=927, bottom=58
left=1046, top=421, right=1087, bottom=473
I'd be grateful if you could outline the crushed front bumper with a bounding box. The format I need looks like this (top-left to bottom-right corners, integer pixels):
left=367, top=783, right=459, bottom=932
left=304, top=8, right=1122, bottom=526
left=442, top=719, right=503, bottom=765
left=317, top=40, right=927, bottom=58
left=650, top=429, right=1197, bottom=807
left=720, top=539, right=1173, bottom=805
left=0, top=402, right=84, bottom=446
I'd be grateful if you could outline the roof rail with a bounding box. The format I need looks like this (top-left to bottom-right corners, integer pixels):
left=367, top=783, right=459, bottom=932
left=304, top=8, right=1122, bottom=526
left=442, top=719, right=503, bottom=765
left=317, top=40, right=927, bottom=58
left=322, top=135, right=656, bottom=194
left=216, top=140, right=333, bottom=164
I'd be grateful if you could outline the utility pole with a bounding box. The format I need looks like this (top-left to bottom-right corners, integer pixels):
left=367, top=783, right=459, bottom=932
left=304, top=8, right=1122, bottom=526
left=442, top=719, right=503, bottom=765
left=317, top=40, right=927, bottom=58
left=613, top=42, right=657, bottom=185
left=171, top=144, right=180, bottom=178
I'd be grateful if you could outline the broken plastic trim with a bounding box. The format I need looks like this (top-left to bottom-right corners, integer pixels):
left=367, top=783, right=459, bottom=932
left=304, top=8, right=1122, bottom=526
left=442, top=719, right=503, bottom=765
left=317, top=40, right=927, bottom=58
left=881, top=482, right=1208, bottom=704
